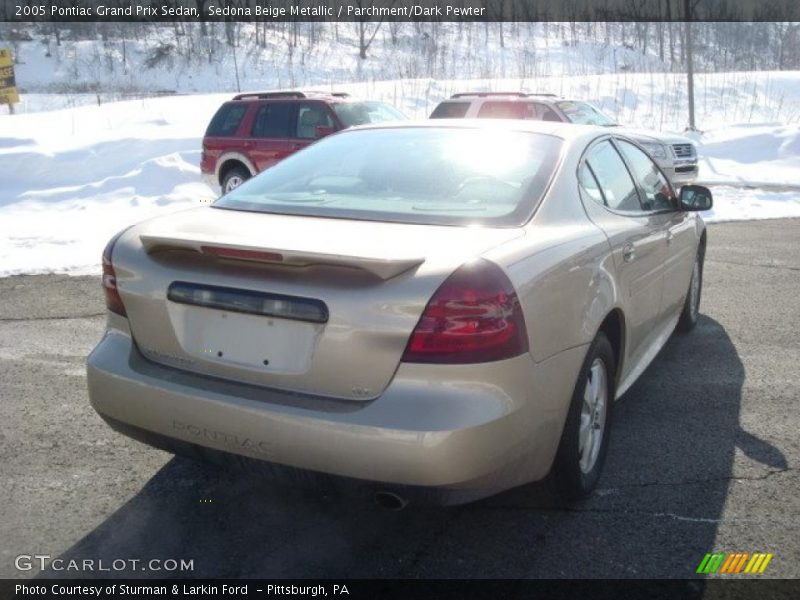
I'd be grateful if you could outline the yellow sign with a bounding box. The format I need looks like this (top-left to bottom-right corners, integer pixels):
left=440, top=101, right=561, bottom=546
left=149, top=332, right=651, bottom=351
left=0, top=47, right=19, bottom=105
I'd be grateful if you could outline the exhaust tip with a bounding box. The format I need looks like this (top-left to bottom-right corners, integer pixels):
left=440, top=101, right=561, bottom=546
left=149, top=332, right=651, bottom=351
left=374, top=491, right=408, bottom=511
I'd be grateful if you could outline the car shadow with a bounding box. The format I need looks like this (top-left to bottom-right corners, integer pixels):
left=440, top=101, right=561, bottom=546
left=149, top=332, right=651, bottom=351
left=42, top=315, right=783, bottom=579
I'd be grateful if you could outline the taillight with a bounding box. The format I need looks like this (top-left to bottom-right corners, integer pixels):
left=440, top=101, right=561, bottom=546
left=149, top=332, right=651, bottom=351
left=401, top=259, right=529, bottom=364
left=102, top=230, right=128, bottom=317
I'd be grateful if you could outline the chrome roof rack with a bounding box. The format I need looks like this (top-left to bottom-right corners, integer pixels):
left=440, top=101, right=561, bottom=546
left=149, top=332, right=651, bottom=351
left=233, top=90, right=352, bottom=100
left=450, top=92, right=528, bottom=98
left=304, top=90, right=351, bottom=98
left=233, top=91, right=307, bottom=100
left=448, top=92, right=560, bottom=99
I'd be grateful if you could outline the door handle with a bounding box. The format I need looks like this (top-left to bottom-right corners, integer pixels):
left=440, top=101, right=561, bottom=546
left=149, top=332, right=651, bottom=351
left=622, top=243, right=636, bottom=263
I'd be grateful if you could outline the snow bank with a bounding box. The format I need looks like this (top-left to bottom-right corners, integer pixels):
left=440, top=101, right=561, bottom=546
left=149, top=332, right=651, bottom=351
left=694, top=123, right=800, bottom=188
left=0, top=95, right=221, bottom=276
left=705, top=186, right=800, bottom=223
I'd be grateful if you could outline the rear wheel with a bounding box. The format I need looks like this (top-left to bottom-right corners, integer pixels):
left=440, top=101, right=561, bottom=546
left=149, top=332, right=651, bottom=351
left=677, top=253, right=703, bottom=332
left=222, top=166, right=250, bottom=194
left=550, top=332, right=616, bottom=501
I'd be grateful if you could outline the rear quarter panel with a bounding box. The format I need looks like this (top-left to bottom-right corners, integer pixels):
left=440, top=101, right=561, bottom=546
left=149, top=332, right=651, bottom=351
left=481, top=166, right=618, bottom=465
left=202, top=102, right=257, bottom=179
left=484, top=167, right=619, bottom=366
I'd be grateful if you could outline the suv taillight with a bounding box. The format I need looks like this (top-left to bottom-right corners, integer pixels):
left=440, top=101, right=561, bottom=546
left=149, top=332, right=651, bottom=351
left=401, top=259, right=529, bottom=364
left=102, top=230, right=128, bottom=317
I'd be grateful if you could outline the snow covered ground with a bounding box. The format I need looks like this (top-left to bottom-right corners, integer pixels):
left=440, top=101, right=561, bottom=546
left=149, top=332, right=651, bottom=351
left=0, top=94, right=221, bottom=276
left=1, top=82, right=799, bottom=276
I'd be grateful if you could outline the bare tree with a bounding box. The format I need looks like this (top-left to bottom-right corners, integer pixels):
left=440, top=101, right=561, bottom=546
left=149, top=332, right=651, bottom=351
left=353, top=0, right=395, bottom=60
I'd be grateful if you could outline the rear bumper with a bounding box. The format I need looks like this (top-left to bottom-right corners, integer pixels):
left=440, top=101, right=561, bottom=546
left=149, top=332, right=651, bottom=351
left=87, top=329, right=584, bottom=503
left=98, top=414, right=484, bottom=506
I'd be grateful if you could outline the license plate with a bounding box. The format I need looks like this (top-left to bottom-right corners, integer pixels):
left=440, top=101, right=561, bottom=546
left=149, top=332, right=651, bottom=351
left=172, top=304, right=319, bottom=374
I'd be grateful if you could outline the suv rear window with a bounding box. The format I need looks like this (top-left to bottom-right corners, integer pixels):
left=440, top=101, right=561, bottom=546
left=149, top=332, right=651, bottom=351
left=206, top=103, right=247, bottom=137
left=477, top=101, right=537, bottom=120
left=430, top=102, right=471, bottom=119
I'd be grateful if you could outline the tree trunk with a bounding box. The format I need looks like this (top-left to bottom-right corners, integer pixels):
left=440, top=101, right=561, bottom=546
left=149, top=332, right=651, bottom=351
left=359, top=21, right=367, bottom=59
left=685, top=0, right=696, bottom=130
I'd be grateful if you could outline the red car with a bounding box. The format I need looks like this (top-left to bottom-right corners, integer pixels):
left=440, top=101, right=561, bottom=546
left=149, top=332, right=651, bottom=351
left=201, top=91, right=407, bottom=194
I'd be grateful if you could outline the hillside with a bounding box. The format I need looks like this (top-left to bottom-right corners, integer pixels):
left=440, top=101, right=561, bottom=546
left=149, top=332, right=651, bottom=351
left=1, top=22, right=799, bottom=275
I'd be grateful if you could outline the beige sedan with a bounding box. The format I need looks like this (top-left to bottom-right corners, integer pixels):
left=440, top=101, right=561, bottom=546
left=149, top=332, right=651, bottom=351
left=87, top=120, right=712, bottom=506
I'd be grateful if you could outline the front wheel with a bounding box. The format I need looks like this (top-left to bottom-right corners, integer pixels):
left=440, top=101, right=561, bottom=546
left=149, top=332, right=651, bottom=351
left=677, top=253, right=703, bottom=332
left=550, top=333, right=616, bottom=501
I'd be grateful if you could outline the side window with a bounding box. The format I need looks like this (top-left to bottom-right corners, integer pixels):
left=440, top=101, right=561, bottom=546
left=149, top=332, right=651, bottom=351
left=295, top=103, right=335, bottom=139
left=206, top=104, right=247, bottom=137
left=585, top=140, right=643, bottom=213
left=578, top=163, right=606, bottom=206
left=534, top=103, right=561, bottom=122
left=430, top=102, right=470, bottom=119
left=252, top=103, right=294, bottom=138
left=617, top=140, right=676, bottom=211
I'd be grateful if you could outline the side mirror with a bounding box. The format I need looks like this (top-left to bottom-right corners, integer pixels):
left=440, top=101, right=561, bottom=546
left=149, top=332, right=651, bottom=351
left=314, top=125, right=334, bottom=139
left=679, top=185, right=713, bottom=211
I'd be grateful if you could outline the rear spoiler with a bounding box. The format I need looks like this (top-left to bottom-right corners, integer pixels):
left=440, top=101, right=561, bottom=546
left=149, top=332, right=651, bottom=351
left=139, top=235, right=424, bottom=280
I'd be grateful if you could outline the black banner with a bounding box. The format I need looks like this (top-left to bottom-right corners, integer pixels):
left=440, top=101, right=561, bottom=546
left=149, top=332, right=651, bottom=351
left=2, top=0, right=800, bottom=23
left=4, top=579, right=800, bottom=600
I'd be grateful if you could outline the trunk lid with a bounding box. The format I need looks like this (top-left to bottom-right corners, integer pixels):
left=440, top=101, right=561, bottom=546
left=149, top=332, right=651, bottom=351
left=113, top=207, right=524, bottom=400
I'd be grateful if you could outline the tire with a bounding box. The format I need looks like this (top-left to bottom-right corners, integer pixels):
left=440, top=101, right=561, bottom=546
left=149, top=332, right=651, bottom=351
left=221, top=166, right=250, bottom=194
left=550, top=332, right=616, bottom=502
left=677, top=251, right=703, bottom=333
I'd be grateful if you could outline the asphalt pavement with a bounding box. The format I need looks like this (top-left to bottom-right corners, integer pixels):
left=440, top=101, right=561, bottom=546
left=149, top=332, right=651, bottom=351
left=1, top=218, right=798, bottom=579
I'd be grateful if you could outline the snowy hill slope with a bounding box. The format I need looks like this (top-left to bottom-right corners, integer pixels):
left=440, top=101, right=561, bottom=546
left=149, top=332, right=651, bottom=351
left=8, top=24, right=672, bottom=95
left=2, top=81, right=799, bottom=276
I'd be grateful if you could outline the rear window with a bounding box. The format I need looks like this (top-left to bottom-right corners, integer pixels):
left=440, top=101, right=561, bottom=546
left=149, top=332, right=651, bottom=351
left=206, top=103, right=247, bottom=137
left=477, top=101, right=537, bottom=120
left=331, top=102, right=406, bottom=128
left=429, top=102, right=471, bottom=119
left=214, top=127, right=563, bottom=227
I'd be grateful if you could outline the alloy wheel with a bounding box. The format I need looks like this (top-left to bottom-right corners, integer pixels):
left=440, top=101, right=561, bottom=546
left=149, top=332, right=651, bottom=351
left=688, top=260, right=700, bottom=321
left=579, top=358, right=608, bottom=474
left=224, top=175, right=244, bottom=193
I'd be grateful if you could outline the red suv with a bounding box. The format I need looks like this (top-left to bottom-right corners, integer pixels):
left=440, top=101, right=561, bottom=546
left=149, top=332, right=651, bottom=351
left=201, top=91, right=406, bottom=194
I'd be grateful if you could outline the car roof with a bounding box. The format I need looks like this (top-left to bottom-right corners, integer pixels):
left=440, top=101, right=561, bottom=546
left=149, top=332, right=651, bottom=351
left=443, top=93, right=562, bottom=103
left=349, top=118, right=610, bottom=144
left=439, top=95, right=604, bottom=109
